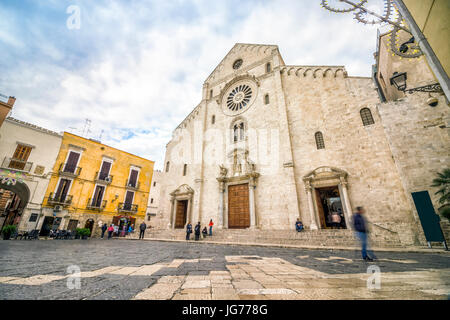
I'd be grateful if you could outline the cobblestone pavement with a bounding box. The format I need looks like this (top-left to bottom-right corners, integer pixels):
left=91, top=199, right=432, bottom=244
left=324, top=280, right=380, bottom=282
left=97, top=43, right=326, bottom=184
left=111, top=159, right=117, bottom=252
left=0, top=239, right=449, bottom=300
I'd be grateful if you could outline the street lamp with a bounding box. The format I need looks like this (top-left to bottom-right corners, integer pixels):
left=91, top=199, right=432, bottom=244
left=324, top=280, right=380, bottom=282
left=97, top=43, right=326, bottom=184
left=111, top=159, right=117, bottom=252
left=390, top=72, right=408, bottom=92
left=390, top=72, right=443, bottom=94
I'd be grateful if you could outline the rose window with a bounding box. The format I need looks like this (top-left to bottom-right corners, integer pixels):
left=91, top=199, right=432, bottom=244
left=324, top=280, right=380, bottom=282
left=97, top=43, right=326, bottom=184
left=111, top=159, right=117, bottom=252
left=226, top=85, right=252, bottom=111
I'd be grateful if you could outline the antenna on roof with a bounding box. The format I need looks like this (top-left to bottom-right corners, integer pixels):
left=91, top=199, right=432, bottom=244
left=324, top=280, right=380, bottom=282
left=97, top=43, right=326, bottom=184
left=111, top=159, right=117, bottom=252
left=82, top=118, right=91, bottom=138
left=99, top=129, right=104, bottom=141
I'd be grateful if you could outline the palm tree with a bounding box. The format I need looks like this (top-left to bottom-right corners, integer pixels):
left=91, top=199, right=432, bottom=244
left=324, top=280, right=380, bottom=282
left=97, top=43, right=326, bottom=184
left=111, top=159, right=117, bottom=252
left=431, top=168, right=450, bottom=208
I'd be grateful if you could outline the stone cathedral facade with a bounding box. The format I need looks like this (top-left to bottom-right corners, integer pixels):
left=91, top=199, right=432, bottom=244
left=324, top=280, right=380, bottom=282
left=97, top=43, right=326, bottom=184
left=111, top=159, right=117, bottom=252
left=155, top=43, right=449, bottom=247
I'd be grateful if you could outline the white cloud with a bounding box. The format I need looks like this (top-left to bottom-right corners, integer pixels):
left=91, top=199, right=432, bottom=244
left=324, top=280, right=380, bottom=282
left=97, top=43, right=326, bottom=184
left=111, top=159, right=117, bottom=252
left=1, top=0, right=381, bottom=169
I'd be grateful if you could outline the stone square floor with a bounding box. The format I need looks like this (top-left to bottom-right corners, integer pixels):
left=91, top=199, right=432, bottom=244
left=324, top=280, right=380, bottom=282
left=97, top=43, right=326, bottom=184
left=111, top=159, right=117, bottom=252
left=0, top=239, right=449, bottom=300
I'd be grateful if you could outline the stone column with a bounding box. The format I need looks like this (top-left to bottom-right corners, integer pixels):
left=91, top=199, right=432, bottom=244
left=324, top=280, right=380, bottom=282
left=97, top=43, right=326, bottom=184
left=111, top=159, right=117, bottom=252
left=187, top=194, right=194, bottom=225
left=217, top=180, right=225, bottom=228
left=249, top=178, right=256, bottom=229
left=305, top=181, right=318, bottom=230
left=340, top=178, right=353, bottom=226
left=169, top=196, right=176, bottom=230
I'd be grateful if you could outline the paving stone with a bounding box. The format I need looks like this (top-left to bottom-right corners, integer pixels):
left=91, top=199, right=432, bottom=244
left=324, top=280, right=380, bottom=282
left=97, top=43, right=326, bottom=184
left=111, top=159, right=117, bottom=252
left=1, top=240, right=449, bottom=300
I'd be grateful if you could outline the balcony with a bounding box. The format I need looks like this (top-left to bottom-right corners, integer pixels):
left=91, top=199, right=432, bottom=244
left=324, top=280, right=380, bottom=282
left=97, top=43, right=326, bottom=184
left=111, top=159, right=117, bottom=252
left=58, top=163, right=82, bottom=177
left=118, top=202, right=138, bottom=213
left=47, top=192, right=73, bottom=207
left=125, top=180, right=140, bottom=191
left=1, top=157, right=32, bottom=173
left=87, top=198, right=107, bottom=211
left=95, top=172, right=113, bottom=185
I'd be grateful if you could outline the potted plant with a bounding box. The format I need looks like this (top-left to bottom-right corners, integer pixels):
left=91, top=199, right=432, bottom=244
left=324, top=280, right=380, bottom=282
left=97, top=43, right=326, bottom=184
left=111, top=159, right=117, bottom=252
left=439, top=206, right=450, bottom=221
left=76, top=228, right=91, bottom=240
left=2, top=225, right=17, bottom=240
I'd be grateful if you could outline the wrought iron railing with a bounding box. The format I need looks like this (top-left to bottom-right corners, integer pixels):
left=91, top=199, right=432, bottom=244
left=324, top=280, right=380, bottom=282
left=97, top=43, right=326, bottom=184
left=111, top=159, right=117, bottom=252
left=125, top=180, right=140, bottom=190
left=87, top=199, right=107, bottom=211
left=118, top=203, right=138, bottom=213
left=47, top=192, right=73, bottom=206
left=95, top=171, right=113, bottom=184
left=1, top=157, right=33, bottom=173
left=58, top=163, right=82, bottom=176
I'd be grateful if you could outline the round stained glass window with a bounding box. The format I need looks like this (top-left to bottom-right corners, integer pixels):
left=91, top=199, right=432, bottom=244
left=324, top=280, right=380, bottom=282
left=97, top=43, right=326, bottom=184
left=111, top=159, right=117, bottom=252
left=226, top=85, right=252, bottom=111
left=233, top=59, right=243, bottom=70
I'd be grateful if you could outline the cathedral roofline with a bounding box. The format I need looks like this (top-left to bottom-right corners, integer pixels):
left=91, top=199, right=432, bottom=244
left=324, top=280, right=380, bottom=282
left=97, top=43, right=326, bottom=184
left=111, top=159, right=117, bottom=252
left=204, top=43, right=281, bottom=84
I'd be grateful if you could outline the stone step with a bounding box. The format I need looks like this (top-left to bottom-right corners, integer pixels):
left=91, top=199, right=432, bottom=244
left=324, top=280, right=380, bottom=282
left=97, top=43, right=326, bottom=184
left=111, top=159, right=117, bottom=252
left=127, top=228, right=405, bottom=248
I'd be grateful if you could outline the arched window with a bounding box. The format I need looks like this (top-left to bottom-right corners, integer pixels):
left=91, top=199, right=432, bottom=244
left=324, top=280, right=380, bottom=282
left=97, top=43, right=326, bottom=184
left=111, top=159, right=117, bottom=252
left=239, top=123, right=244, bottom=140
left=266, top=63, right=271, bottom=73
left=233, top=121, right=245, bottom=142
left=264, top=94, right=270, bottom=105
left=165, top=161, right=170, bottom=172
left=360, top=108, right=375, bottom=126
left=315, top=132, right=325, bottom=150
left=183, top=164, right=187, bottom=176
left=211, top=115, right=215, bottom=125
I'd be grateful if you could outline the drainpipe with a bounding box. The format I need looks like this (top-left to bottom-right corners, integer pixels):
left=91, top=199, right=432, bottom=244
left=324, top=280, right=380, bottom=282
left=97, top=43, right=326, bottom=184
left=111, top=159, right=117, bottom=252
left=393, top=0, right=450, bottom=101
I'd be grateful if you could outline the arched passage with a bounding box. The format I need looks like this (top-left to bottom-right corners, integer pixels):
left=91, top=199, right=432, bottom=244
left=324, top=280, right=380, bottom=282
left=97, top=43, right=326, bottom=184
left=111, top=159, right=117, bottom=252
left=0, top=169, right=31, bottom=231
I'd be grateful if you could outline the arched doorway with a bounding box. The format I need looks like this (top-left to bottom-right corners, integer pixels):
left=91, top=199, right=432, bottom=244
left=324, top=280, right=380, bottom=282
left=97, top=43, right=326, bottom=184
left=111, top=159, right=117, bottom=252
left=84, top=219, right=94, bottom=234
left=0, top=169, right=30, bottom=233
left=303, top=167, right=352, bottom=230
left=169, top=185, right=194, bottom=229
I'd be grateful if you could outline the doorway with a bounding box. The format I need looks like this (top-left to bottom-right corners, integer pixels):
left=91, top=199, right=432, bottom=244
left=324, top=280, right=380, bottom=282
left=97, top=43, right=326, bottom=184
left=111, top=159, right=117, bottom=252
left=40, top=216, right=54, bottom=236
left=228, top=184, right=250, bottom=229
left=67, top=219, right=78, bottom=232
left=175, top=200, right=188, bottom=229
left=84, top=219, right=94, bottom=234
left=315, top=186, right=346, bottom=229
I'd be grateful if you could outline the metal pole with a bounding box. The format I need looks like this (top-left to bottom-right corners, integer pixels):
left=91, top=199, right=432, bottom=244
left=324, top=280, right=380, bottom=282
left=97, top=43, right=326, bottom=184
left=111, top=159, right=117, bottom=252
left=393, top=0, right=450, bottom=101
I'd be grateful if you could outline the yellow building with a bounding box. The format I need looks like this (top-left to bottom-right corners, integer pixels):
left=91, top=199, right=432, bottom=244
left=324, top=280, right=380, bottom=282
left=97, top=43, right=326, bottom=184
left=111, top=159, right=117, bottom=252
left=41, top=132, right=154, bottom=237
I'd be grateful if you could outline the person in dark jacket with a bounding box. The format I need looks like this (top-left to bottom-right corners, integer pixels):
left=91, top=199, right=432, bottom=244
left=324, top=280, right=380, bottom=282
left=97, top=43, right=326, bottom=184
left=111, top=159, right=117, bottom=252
left=186, top=222, right=192, bottom=240
left=202, top=226, right=208, bottom=238
left=139, top=222, right=147, bottom=240
left=352, top=207, right=376, bottom=261
left=194, top=222, right=201, bottom=241
left=101, top=223, right=108, bottom=239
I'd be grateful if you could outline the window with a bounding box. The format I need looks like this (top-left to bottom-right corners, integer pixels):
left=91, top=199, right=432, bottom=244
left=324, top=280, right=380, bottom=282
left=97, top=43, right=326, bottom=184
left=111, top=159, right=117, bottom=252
left=98, top=160, right=112, bottom=180
left=151, top=198, right=154, bottom=204
left=63, top=151, right=80, bottom=173
left=127, top=168, right=139, bottom=188
left=9, top=144, right=32, bottom=170
left=266, top=63, right=271, bottom=73
left=29, top=213, right=38, bottom=222
left=315, top=132, right=325, bottom=150
left=147, top=214, right=151, bottom=221
left=165, top=161, right=170, bottom=172
left=183, top=164, right=187, bottom=176
left=153, top=182, right=156, bottom=187
left=233, top=122, right=245, bottom=142
left=360, top=108, right=375, bottom=126
left=210, top=89, right=213, bottom=99
left=264, top=94, right=270, bottom=105
left=233, top=59, right=243, bottom=70
left=212, top=115, right=215, bottom=125
left=227, top=84, right=252, bottom=111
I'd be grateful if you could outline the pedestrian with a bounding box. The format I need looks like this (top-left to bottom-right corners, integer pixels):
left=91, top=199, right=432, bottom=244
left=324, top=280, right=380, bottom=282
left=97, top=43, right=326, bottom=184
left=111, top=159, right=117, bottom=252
left=186, top=222, right=192, bottom=240
left=194, top=222, right=201, bottom=241
left=107, top=224, right=114, bottom=239
left=331, top=212, right=341, bottom=229
left=208, top=219, right=214, bottom=236
left=295, top=218, right=304, bottom=232
left=128, top=224, right=134, bottom=234
left=139, top=222, right=147, bottom=240
left=352, top=206, right=376, bottom=261
left=101, top=223, right=108, bottom=239
left=121, top=225, right=126, bottom=237
left=113, top=224, right=119, bottom=237
left=202, top=226, right=208, bottom=239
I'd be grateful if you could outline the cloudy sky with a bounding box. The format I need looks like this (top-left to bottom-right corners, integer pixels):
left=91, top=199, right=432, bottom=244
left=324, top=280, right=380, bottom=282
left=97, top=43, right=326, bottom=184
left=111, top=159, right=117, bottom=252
left=0, top=0, right=385, bottom=169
